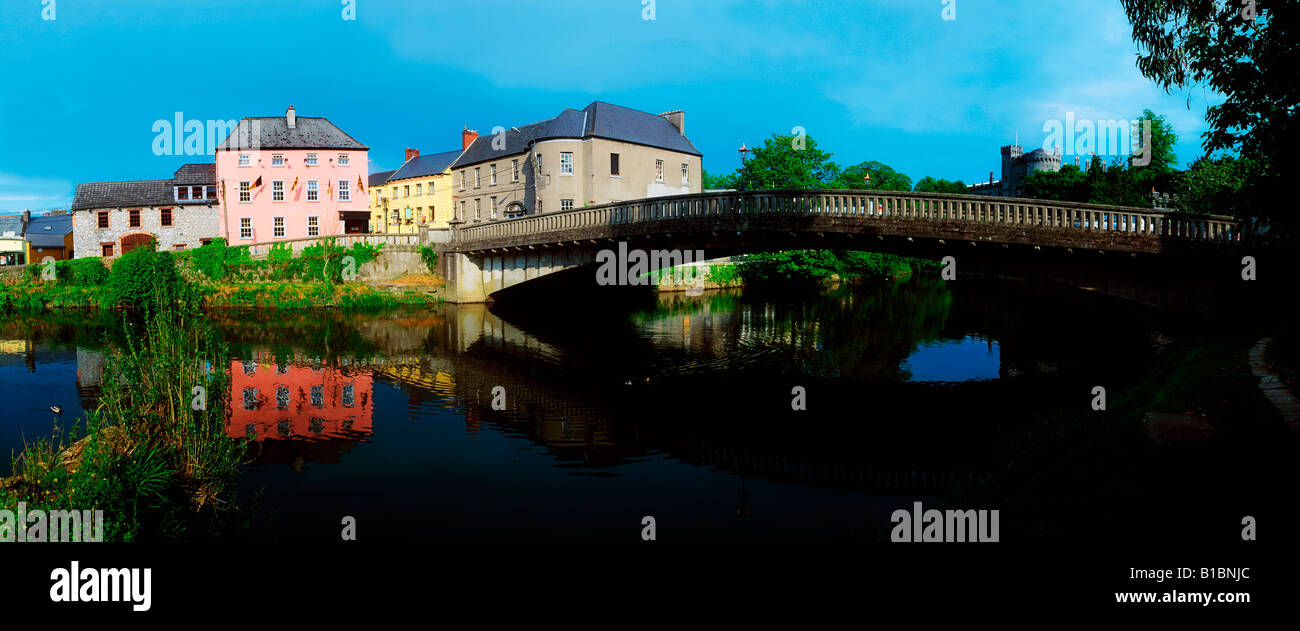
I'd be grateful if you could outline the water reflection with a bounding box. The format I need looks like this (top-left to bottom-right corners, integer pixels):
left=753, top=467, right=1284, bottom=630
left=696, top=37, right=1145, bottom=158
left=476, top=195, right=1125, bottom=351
left=0, top=277, right=1175, bottom=539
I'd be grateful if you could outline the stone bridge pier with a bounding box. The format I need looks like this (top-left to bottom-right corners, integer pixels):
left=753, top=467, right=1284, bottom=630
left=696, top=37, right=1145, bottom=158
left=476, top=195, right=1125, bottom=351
left=444, top=248, right=600, bottom=303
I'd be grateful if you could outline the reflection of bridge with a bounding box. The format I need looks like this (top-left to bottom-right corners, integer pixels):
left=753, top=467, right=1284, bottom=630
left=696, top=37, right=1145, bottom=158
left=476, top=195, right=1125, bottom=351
left=439, top=189, right=1245, bottom=302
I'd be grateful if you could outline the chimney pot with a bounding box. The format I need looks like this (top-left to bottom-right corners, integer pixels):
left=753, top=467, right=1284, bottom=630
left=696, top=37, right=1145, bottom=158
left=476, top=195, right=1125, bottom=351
left=462, top=128, right=479, bottom=151
left=405, top=148, right=420, bottom=162
left=286, top=105, right=296, bottom=129
left=659, top=110, right=685, bottom=136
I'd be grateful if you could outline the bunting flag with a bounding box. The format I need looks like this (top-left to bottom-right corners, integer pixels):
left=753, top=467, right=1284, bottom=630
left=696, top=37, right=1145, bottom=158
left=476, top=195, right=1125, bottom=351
left=327, top=181, right=333, bottom=199
left=290, top=177, right=299, bottom=192
left=357, top=174, right=364, bottom=193
left=252, top=175, right=263, bottom=189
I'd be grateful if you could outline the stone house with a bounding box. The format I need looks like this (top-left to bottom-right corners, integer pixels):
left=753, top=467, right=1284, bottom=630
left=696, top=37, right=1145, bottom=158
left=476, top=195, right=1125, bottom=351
left=71, top=164, right=220, bottom=258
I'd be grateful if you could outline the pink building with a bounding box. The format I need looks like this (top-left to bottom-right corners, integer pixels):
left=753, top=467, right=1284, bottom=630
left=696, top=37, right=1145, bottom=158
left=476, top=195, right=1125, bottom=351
left=214, top=106, right=371, bottom=241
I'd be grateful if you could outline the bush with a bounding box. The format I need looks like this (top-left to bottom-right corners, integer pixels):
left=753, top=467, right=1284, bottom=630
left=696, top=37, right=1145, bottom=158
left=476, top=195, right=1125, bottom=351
left=56, top=257, right=110, bottom=286
left=418, top=245, right=438, bottom=273
left=108, top=246, right=183, bottom=309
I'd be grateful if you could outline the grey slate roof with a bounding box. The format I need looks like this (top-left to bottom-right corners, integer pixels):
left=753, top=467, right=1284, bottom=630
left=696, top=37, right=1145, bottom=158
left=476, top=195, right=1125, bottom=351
left=0, top=215, right=23, bottom=238
left=215, top=117, right=368, bottom=151
left=173, top=163, right=215, bottom=185
left=25, top=214, right=72, bottom=247
left=369, top=170, right=396, bottom=187
left=388, top=150, right=462, bottom=182
left=72, top=179, right=175, bottom=210
left=453, top=101, right=701, bottom=168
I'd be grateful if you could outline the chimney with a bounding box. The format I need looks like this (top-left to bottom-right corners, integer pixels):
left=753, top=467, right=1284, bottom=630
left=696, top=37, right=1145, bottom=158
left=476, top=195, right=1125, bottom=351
left=659, top=110, right=685, bottom=136
left=462, top=127, right=479, bottom=151
left=405, top=148, right=420, bottom=162
left=286, top=105, right=296, bottom=129
left=988, top=172, right=994, bottom=185
left=22, top=209, right=31, bottom=224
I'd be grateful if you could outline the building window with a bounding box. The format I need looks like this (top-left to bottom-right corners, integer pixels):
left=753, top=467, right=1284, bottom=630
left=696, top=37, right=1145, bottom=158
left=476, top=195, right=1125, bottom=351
left=415, top=183, right=422, bottom=196
left=271, top=154, right=284, bottom=167
left=474, top=167, right=481, bottom=188
left=611, top=153, right=620, bottom=176
left=342, top=383, right=355, bottom=407
left=239, top=181, right=251, bottom=203
left=536, top=153, right=543, bottom=175
left=97, top=211, right=109, bottom=229
left=682, top=163, right=689, bottom=186
left=276, top=387, right=290, bottom=410
left=403, top=185, right=410, bottom=198
left=338, top=179, right=350, bottom=202
left=272, top=180, right=285, bottom=202
left=491, top=164, right=498, bottom=185
left=239, top=217, right=252, bottom=239
left=308, top=216, right=319, bottom=236
left=205, top=185, right=216, bottom=199
left=129, top=209, right=141, bottom=227
left=338, top=154, right=350, bottom=166
left=560, top=152, right=573, bottom=175
left=459, top=201, right=466, bottom=220
left=561, top=199, right=574, bottom=211
left=305, top=153, right=318, bottom=166
left=101, top=243, right=114, bottom=257
left=306, top=180, right=319, bottom=202
left=310, top=385, right=324, bottom=408
left=173, top=243, right=187, bottom=250
left=511, top=159, right=519, bottom=182
left=656, top=159, right=664, bottom=181
left=160, top=208, right=173, bottom=227
left=459, top=172, right=465, bottom=191
left=428, top=180, right=435, bottom=193
left=238, top=153, right=250, bottom=167
left=191, top=185, right=203, bottom=199
left=176, top=186, right=190, bottom=200
left=273, top=217, right=285, bottom=237
left=475, top=199, right=481, bottom=220
left=490, top=196, right=497, bottom=219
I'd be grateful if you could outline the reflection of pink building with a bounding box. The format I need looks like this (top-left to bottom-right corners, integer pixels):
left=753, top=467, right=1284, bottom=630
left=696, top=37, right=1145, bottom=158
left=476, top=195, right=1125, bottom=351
left=227, top=355, right=374, bottom=441
left=214, top=106, right=371, bottom=241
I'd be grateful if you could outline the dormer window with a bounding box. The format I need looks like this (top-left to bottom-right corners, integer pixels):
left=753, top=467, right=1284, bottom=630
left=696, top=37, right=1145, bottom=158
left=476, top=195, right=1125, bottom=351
left=176, top=186, right=190, bottom=200
left=238, top=154, right=251, bottom=167
left=272, top=154, right=285, bottom=167
left=338, top=154, right=350, bottom=166
left=191, top=185, right=204, bottom=199
left=305, top=153, right=318, bottom=166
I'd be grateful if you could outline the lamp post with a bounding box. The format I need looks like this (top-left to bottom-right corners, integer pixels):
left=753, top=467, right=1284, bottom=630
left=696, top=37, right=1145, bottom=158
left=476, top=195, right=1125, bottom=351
left=737, top=143, right=750, bottom=190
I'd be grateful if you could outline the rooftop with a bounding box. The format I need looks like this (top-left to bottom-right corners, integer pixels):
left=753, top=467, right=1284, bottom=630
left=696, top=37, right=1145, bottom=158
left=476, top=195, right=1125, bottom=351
left=215, top=116, right=368, bottom=151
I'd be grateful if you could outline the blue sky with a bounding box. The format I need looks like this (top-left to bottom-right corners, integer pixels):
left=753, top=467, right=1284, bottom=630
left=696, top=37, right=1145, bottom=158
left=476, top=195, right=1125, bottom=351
left=0, top=0, right=1222, bottom=214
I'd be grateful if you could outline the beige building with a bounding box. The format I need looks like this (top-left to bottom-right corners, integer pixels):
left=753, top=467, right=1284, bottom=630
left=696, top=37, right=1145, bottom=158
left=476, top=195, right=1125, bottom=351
left=449, top=102, right=702, bottom=223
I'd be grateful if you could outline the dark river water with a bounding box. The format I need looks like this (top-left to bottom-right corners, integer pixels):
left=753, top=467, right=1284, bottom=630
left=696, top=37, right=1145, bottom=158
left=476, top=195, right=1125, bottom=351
left=1, top=277, right=1288, bottom=542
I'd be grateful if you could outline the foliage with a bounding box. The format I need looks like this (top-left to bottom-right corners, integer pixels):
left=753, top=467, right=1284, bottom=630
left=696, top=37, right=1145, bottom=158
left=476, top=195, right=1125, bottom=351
left=1120, top=0, right=1295, bottom=235
left=107, top=244, right=183, bottom=310
left=1020, top=110, right=1180, bottom=207
left=735, top=134, right=842, bottom=190
left=740, top=250, right=930, bottom=284
left=56, top=258, right=110, bottom=286
left=418, top=244, right=438, bottom=274
left=702, top=168, right=739, bottom=190
left=1178, top=153, right=1258, bottom=215
left=913, top=176, right=968, bottom=194
left=832, top=160, right=913, bottom=191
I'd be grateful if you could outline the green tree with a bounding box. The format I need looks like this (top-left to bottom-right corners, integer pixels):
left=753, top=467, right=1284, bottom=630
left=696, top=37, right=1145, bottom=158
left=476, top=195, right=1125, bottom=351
left=702, top=168, right=739, bottom=190
left=1121, top=0, right=1295, bottom=234
left=913, top=176, right=968, bottom=194
left=1178, top=154, right=1258, bottom=215
left=736, top=133, right=840, bottom=190
left=833, top=160, right=913, bottom=191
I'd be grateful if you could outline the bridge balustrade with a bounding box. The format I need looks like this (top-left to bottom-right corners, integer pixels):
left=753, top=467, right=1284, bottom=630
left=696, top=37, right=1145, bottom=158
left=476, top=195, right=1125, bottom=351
left=449, top=190, right=1243, bottom=248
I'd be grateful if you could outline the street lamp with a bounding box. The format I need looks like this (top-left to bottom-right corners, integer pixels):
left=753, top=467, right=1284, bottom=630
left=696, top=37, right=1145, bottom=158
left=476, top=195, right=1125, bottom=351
left=738, top=143, right=750, bottom=190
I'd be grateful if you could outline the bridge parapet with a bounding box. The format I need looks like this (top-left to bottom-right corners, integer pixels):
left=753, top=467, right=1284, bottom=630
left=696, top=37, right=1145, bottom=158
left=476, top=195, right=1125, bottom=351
left=447, top=189, right=1243, bottom=251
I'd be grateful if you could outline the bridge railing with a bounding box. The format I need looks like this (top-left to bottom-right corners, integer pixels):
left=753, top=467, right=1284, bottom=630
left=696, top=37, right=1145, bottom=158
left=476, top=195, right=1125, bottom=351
left=449, top=190, right=1244, bottom=246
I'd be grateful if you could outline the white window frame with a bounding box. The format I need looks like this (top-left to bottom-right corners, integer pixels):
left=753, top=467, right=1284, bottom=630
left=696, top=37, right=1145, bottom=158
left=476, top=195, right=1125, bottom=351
left=459, top=171, right=465, bottom=191
left=560, top=152, right=573, bottom=175
left=272, top=180, right=285, bottom=202
left=656, top=159, right=664, bottom=182
left=338, top=154, right=350, bottom=166
left=561, top=199, right=574, bottom=211
left=338, top=179, right=351, bottom=202
left=682, top=163, right=689, bottom=186
left=474, top=167, right=481, bottom=188
left=511, top=159, right=519, bottom=182
left=415, top=183, right=422, bottom=196
left=238, top=153, right=250, bottom=167
left=490, top=196, right=497, bottom=219
left=239, top=180, right=252, bottom=203
left=273, top=216, right=285, bottom=238
left=271, top=154, right=285, bottom=167
left=239, top=217, right=252, bottom=239
left=305, top=153, right=318, bottom=166
left=306, top=180, right=319, bottom=202
left=307, top=215, right=319, bottom=236
left=475, top=198, right=481, bottom=220
left=491, top=163, right=498, bottom=185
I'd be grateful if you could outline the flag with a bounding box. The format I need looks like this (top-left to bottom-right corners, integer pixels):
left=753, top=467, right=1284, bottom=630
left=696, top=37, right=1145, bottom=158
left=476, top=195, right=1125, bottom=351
left=327, top=181, right=333, bottom=199
left=290, top=177, right=299, bottom=192
left=252, top=175, right=263, bottom=189
left=357, top=174, right=364, bottom=193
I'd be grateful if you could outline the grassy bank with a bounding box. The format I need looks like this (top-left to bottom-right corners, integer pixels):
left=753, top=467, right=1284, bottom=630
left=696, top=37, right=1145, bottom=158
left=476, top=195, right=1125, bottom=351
left=1, top=278, right=248, bottom=541
left=0, top=238, right=441, bottom=313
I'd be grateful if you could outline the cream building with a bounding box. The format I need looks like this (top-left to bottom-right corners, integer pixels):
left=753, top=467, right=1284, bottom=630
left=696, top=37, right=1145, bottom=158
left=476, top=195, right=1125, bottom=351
left=449, top=102, right=702, bottom=223
left=369, top=147, right=464, bottom=234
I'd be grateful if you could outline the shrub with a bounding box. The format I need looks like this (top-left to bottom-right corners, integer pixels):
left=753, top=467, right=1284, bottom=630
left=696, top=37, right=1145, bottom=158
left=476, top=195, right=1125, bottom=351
left=108, top=246, right=183, bottom=309
left=56, top=257, right=110, bottom=286
left=418, top=245, right=438, bottom=273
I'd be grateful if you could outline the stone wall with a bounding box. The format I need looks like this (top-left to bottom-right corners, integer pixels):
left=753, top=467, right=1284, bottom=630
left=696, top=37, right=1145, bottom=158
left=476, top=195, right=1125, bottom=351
left=73, top=203, right=219, bottom=258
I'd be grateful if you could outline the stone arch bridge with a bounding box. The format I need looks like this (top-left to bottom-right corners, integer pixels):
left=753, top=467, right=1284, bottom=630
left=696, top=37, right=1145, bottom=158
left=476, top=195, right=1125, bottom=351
left=437, top=189, right=1245, bottom=303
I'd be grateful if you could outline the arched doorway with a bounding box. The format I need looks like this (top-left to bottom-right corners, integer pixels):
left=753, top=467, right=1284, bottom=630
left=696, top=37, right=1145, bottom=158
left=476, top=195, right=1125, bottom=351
left=120, top=233, right=155, bottom=255
left=505, top=201, right=527, bottom=219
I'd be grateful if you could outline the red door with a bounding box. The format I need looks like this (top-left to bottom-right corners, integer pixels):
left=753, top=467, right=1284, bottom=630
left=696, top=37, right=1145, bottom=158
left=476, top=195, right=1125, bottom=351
left=120, top=233, right=154, bottom=255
